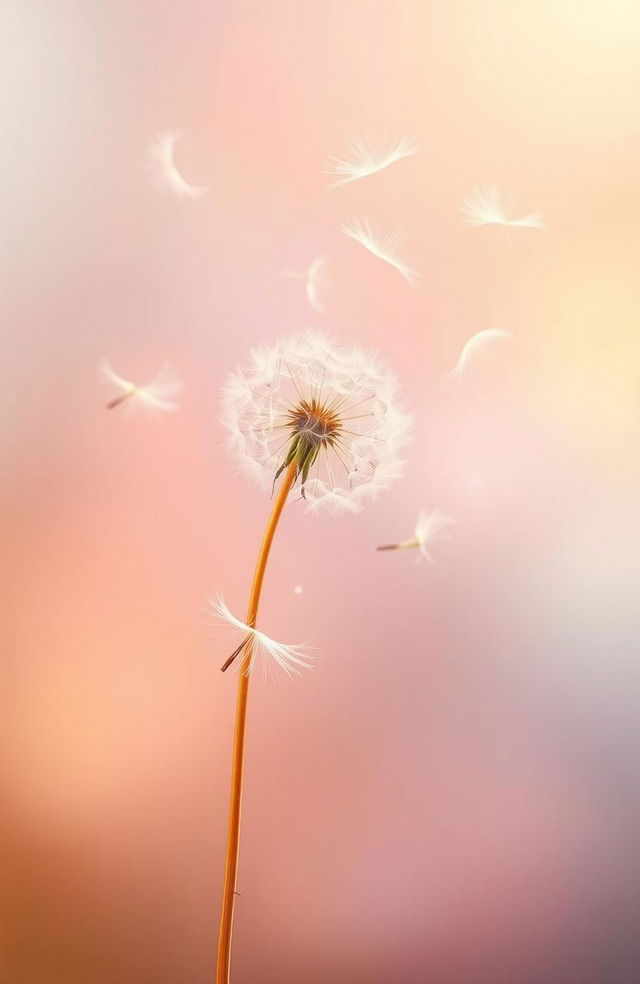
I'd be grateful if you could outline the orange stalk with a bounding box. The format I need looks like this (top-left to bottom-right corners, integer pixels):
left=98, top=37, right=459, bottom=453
left=216, top=459, right=298, bottom=984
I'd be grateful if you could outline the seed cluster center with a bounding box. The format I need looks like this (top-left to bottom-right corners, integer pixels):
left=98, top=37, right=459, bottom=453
left=289, top=398, right=341, bottom=445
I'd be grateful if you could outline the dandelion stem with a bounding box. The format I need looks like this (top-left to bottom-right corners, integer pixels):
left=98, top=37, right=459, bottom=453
left=216, top=459, right=297, bottom=984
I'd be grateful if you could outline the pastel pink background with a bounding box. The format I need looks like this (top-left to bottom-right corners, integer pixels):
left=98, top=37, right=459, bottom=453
left=3, top=2, right=639, bottom=982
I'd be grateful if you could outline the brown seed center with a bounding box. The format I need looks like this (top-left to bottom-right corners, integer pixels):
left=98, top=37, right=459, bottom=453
left=288, top=399, right=340, bottom=445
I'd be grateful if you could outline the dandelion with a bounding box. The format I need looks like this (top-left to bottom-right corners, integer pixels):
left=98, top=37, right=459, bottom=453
left=460, top=186, right=545, bottom=229
left=448, top=328, right=511, bottom=378
left=221, top=331, right=412, bottom=514
left=147, top=130, right=208, bottom=199
left=377, top=509, right=454, bottom=562
left=215, top=331, right=411, bottom=983
left=325, top=134, right=418, bottom=190
left=280, top=255, right=328, bottom=312
left=100, top=360, right=183, bottom=413
left=340, top=217, right=420, bottom=285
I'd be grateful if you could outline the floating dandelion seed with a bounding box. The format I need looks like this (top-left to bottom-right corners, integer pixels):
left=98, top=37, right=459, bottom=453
left=147, top=130, right=208, bottom=199
left=100, top=360, right=183, bottom=413
left=448, top=328, right=511, bottom=378
left=460, top=186, right=545, bottom=229
left=215, top=332, right=411, bottom=982
left=325, top=134, right=418, bottom=190
left=221, top=331, right=412, bottom=513
left=280, top=255, right=328, bottom=312
left=340, top=217, right=420, bottom=285
left=209, top=595, right=313, bottom=677
left=377, top=509, right=454, bottom=562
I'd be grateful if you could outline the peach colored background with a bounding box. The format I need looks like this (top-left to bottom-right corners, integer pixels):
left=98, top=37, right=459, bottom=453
left=3, top=2, right=639, bottom=982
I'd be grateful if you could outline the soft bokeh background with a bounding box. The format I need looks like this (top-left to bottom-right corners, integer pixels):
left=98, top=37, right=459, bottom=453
left=3, top=2, right=639, bottom=982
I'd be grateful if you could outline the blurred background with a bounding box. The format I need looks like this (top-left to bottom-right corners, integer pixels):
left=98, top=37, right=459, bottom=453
left=2, top=2, right=639, bottom=981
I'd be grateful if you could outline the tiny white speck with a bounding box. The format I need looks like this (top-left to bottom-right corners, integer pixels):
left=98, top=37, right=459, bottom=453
left=293, top=585, right=304, bottom=595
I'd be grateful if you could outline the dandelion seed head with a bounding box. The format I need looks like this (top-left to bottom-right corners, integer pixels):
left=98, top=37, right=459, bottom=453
left=221, top=331, right=412, bottom=514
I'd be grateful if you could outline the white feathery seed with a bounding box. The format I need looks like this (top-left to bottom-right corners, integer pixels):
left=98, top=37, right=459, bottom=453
left=460, top=186, right=545, bottom=229
left=413, top=509, right=455, bottom=561
left=100, top=360, right=183, bottom=413
left=147, top=130, right=208, bottom=199
left=378, top=509, right=454, bottom=562
left=340, top=217, right=420, bottom=285
left=280, top=256, right=328, bottom=312
left=210, top=594, right=313, bottom=678
left=325, top=134, right=418, bottom=190
left=448, top=329, right=511, bottom=378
